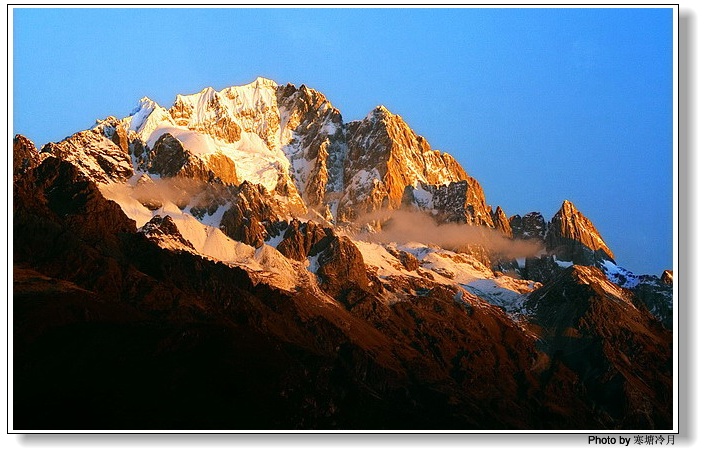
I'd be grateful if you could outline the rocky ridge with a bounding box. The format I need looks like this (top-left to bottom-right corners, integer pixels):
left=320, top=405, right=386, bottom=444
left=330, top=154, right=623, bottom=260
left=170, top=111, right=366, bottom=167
left=546, top=199, right=616, bottom=265
left=12, top=77, right=673, bottom=430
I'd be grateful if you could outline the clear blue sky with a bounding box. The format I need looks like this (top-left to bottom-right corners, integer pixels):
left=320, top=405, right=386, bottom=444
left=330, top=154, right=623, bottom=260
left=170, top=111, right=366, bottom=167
left=12, top=7, right=674, bottom=275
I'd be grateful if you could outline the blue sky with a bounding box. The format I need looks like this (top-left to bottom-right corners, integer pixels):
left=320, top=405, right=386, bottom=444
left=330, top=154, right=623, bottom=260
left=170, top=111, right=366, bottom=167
left=12, top=7, right=674, bottom=275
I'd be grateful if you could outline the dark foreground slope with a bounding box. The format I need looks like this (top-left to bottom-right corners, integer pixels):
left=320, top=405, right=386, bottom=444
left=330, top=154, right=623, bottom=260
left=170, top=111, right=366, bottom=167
left=13, top=157, right=671, bottom=430
left=525, top=266, right=673, bottom=429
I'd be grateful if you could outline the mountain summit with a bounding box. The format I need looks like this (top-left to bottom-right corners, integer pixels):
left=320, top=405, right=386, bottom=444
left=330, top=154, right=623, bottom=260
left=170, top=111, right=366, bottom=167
left=13, top=78, right=672, bottom=430
left=546, top=199, right=616, bottom=265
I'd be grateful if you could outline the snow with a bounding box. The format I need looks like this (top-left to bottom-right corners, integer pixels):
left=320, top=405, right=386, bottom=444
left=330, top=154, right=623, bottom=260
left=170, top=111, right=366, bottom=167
left=354, top=239, right=539, bottom=314
left=412, top=183, right=433, bottom=208
left=354, top=241, right=416, bottom=278
left=106, top=79, right=569, bottom=314
left=122, top=97, right=158, bottom=132
left=99, top=183, right=154, bottom=227
left=100, top=181, right=254, bottom=264
left=461, top=281, right=529, bottom=313
left=321, top=119, right=338, bottom=136
left=142, top=124, right=291, bottom=193
left=128, top=101, right=175, bottom=143
left=365, top=105, right=390, bottom=121
left=174, top=78, right=281, bottom=148
left=120, top=78, right=301, bottom=196
left=230, top=132, right=292, bottom=191
left=600, top=259, right=641, bottom=289
left=280, top=133, right=312, bottom=196
left=199, top=203, right=230, bottom=228
left=153, top=201, right=256, bottom=264
left=252, top=245, right=300, bottom=292
left=103, top=176, right=308, bottom=293
left=574, top=266, right=639, bottom=310
left=397, top=242, right=438, bottom=260
left=421, top=251, right=491, bottom=280
left=264, top=228, right=287, bottom=249
left=554, top=258, right=574, bottom=268
left=325, top=141, right=347, bottom=194
left=307, top=251, right=323, bottom=274
left=327, top=200, right=340, bottom=223
left=347, top=169, right=381, bottom=195
left=145, top=125, right=214, bottom=155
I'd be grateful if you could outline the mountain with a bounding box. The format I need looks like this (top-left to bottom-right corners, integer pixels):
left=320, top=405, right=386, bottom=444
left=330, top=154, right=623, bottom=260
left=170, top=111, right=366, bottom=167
left=341, top=105, right=493, bottom=225
left=524, top=266, right=672, bottom=428
left=12, top=77, right=672, bottom=430
left=546, top=199, right=616, bottom=265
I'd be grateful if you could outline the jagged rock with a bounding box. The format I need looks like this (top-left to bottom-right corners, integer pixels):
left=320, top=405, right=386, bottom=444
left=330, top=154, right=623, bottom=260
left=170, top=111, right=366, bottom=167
left=204, top=152, right=238, bottom=185
left=492, top=258, right=521, bottom=276
left=313, top=234, right=371, bottom=303
left=168, top=95, right=193, bottom=126
left=509, top=212, right=546, bottom=240
left=140, top=215, right=196, bottom=250
left=631, top=275, right=673, bottom=329
left=398, top=250, right=420, bottom=272
left=129, top=133, right=147, bottom=161
left=14, top=156, right=136, bottom=254
left=127, top=79, right=306, bottom=213
left=271, top=218, right=372, bottom=301
left=521, top=256, right=564, bottom=284
left=490, top=205, right=512, bottom=237
left=545, top=200, right=615, bottom=265
left=168, top=79, right=281, bottom=149
left=12, top=77, right=673, bottom=431
left=661, top=270, right=673, bottom=285
left=41, top=127, right=134, bottom=184
left=338, top=106, right=492, bottom=225
left=147, top=133, right=239, bottom=185
left=123, top=79, right=499, bottom=225
left=219, top=181, right=283, bottom=247
left=403, top=181, right=495, bottom=226
left=275, top=219, right=327, bottom=261
left=525, top=265, right=672, bottom=429
left=276, top=83, right=346, bottom=210
left=112, top=125, right=129, bottom=155
left=170, top=88, right=242, bottom=143
left=13, top=134, right=43, bottom=180
left=147, top=133, right=189, bottom=177
left=95, top=116, right=130, bottom=155
left=379, top=245, right=421, bottom=273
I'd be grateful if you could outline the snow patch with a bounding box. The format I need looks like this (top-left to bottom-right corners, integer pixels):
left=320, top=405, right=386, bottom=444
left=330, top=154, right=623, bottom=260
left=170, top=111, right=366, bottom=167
left=307, top=251, right=323, bottom=274
left=265, top=228, right=287, bottom=249
left=412, top=183, right=433, bottom=208
left=199, top=203, right=230, bottom=228
left=354, top=239, right=539, bottom=315
left=600, top=260, right=640, bottom=289
left=554, top=258, right=574, bottom=268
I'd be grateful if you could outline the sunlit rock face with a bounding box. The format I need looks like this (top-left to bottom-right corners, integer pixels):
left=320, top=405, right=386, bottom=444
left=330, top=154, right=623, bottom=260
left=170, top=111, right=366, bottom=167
left=11, top=77, right=672, bottom=430
left=546, top=200, right=616, bottom=265
left=339, top=105, right=493, bottom=228
left=13, top=134, right=44, bottom=180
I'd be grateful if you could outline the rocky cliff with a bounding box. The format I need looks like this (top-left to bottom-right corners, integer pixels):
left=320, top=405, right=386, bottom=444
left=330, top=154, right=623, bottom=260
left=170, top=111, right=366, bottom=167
left=340, top=106, right=493, bottom=226
left=12, top=77, right=672, bottom=431
left=546, top=200, right=616, bottom=265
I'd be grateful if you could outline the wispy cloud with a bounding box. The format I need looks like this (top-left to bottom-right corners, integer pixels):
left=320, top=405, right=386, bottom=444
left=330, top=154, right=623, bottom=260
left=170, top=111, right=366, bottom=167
left=354, top=209, right=542, bottom=259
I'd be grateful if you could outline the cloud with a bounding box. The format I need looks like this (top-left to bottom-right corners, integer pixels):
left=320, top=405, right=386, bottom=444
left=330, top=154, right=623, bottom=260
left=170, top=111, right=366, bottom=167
left=354, top=209, right=543, bottom=259
left=130, top=176, right=208, bottom=209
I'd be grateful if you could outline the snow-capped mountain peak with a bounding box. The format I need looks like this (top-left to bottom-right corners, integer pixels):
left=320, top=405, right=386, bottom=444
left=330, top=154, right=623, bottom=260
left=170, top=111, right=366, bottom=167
left=13, top=76, right=674, bottom=430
